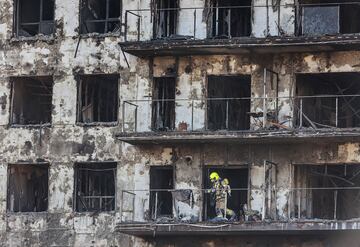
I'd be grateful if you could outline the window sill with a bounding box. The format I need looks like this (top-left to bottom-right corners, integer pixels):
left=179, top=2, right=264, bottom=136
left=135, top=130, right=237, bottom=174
left=79, top=32, right=121, bottom=39
left=73, top=211, right=116, bottom=217
left=76, top=122, right=118, bottom=127
left=6, top=211, right=48, bottom=215
left=10, top=123, right=52, bottom=129
left=10, top=34, right=56, bottom=43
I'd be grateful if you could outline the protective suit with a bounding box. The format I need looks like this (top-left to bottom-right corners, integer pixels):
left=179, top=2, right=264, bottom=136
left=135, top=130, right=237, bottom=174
left=209, top=172, right=236, bottom=221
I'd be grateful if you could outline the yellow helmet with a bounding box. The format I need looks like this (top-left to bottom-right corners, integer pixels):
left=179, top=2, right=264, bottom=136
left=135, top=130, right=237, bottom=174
left=209, top=172, right=220, bottom=181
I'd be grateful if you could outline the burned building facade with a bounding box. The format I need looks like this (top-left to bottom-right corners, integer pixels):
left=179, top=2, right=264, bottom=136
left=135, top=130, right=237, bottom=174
left=1, top=0, right=360, bottom=246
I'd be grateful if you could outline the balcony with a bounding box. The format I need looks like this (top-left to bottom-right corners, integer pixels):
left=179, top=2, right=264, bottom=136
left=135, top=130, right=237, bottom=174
left=117, top=185, right=360, bottom=236
left=120, top=2, right=360, bottom=57
left=117, top=94, right=360, bottom=145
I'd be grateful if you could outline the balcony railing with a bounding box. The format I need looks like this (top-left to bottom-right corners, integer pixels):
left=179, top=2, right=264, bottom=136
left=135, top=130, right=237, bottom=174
left=124, top=2, right=360, bottom=42
left=120, top=187, right=360, bottom=224
left=121, top=95, right=360, bottom=133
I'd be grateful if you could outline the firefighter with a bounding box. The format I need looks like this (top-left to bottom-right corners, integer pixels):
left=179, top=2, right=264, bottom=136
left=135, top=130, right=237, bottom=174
left=209, top=172, right=236, bottom=221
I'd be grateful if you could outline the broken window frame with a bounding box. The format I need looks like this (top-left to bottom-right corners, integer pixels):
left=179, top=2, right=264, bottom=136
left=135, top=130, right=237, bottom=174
left=10, top=76, right=53, bottom=127
left=292, top=163, right=360, bottom=220
left=74, top=162, right=117, bottom=213
left=206, top=75, right=251, bottom=131
left=151, top=76, right=176, bottom=131
left=208, top=0, right=252, bottom=39
left=80, top=0, right=122, bottom=34
left=294, top=72, right=360, bottom=129
left=153, top=0, right=179, bottom=39
left=76, top=74, right=119, bottom=125
left=14, top=0, right=55, bottom=37
left=149, top=166, right=174, bottom=220
left=7, top=163, right=49, bottom=213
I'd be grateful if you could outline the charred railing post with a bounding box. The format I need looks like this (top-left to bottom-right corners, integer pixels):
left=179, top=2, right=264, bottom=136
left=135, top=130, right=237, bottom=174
left=263, top=69, right=267, bottom=129
left=122, top=101, right=125, bottom=132
left=193, top=9, right=196, bottom=38
left=124, top=11, right=128, bottom=42
left=297, top=188, right=301, bottom=219
left=335, top=97, right=339, bottom=127
left=227, top=8, right=231, bottom=38
left=137, top=15, right=141, bottom=41
left=334, top=189, right=338, bottom=220
left=226, top=99, right=229, bottom=130
left=122, top=101, right=139, bottom=132
left=191, top=100, right=194, bottom=131
left=155, top=191, right=158, bottom=220
left=262, top=160, right=266, bottom=221
left=299, top=98, right=303, bottom=128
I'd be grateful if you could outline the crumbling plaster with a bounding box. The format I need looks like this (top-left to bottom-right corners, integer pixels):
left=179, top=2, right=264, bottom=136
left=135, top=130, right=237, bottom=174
left=0, top=0, right=360, bottom=246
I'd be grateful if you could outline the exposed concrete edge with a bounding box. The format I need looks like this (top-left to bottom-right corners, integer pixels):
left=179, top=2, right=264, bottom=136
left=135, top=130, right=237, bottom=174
left=120, top=34, right=360, bottom=57
left=115, top=220, right=360, bottom=236
left=116, top=129, right=360, bottom=145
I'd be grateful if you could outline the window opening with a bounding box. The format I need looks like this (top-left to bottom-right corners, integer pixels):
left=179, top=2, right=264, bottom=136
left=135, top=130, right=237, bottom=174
left=16, top=0, right=55, bottom=36
left=154, top=0, right=178, bottom=38
left=77, top=74, right=119, bottom=123
left=210, top=0, right=252, bottom=38
left=295, top=73, right=360, bottom=128
left=7, top=164, right=49, bottom=212
left=204, top=167, right=248, bottom=221
left=207, top=75, right=251, bottom=131
left=152, top=77, right=176, bottom=131
left=294, top=164, right=360, bottom=220
left=80, top=0, right=121, bottom=34
left=11, top=76, right=53, bottom=125
left=299, top=0, right=360, bottom=35
left=150, top=166, right=174, bottom=220
left=74, top=163, right=117, bottom=212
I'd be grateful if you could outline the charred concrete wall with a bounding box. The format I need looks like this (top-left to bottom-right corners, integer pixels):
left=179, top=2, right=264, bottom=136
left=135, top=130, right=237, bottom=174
left=0, top=0, right=360, bottom=246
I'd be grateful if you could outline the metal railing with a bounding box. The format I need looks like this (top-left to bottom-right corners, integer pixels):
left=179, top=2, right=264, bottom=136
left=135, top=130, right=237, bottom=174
left=124, top=2, right=360, bottom=42
left=121, top=95, right=360, bottom=133
left=119, top=187, right=360, bottom=223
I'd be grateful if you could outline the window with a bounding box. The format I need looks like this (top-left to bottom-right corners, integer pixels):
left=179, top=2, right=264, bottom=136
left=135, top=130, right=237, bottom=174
left=10, top=76, right=53, bottom=125
left=299, top=0, right=360, bottom=36
left=150, top=166, right=174, bottom=220
left=15, top=0, right=55, bottom=37
left=203, top=167, right=248, bottom=221
left=80, top=0, right=121, bottom=34
left=74, top=163, right=116, bottom=212
left=7, top=164, right=49, bottom=212
left=152, top=77, right=176, bottom=131
left=295, top=73, right=360, bottom=128
left=207, top=75, right=251, bottom=131
left=294, top=164, right=360, bottom=220
left=154, top=0, right=178, bottom=38
left=209, top=0, right=252, bottom=38
left=77, top=75, right=119, bottom=123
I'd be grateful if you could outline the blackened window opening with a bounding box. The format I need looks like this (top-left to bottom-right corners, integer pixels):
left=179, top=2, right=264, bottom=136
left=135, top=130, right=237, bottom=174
left=296, top=73, right=360, bottom=128
left=207, top=75, right=251, bottom=131
left=294, top=164, right=360, bottom=220
left=16, top=0, right=55, bottom=36
left=204, top=167, right=248, bottom=221
left=11, top=76, right=53, bottom=125
left=80, top=0, right=121, bottom=34
left=299, top=0, right=360, bottom=36
left=77, top=75, right=119, bottom=123
left=7, top=164, right=49, bottom=212
left=150, top=166, right=174, bottom=219
left=152, top=77, right=176, bottom=131
left=154, top=0, right=178, bottom=38
left=210, top=0, right=252, bottom=38
left=74, top=163, right=116, bottom=212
